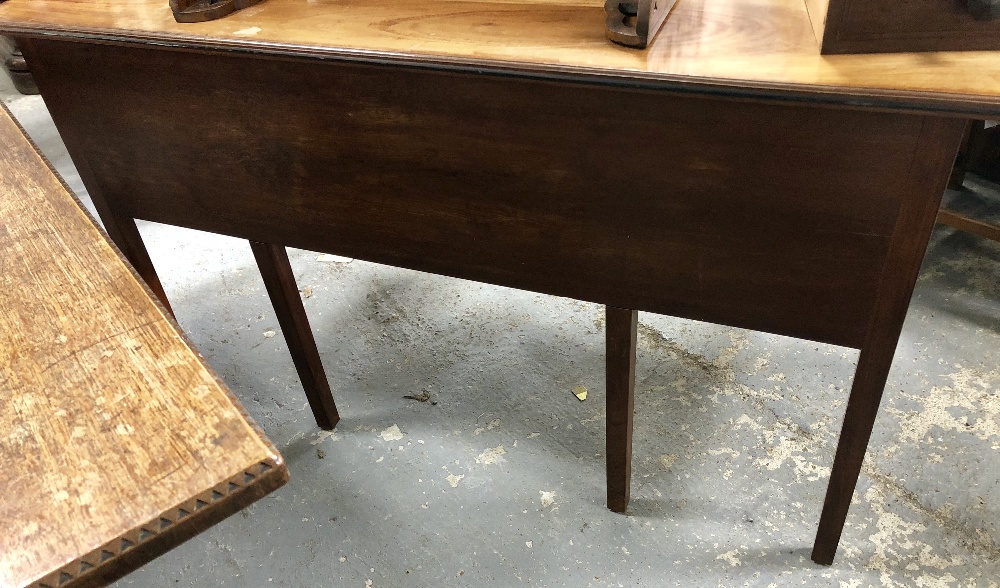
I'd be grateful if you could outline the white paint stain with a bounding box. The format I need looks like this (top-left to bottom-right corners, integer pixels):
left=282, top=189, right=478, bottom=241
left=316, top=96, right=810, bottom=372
left=446, top=473, right=464, bottom=487
left=708, top=447, right=740, bottom=458
left=861, top=484, right=966, bottom=587
left=263, top=330, right=276, bottom=338
left=539, top=491, right=556, bottom=507
left=888, top=367, right=1000, bottom=450
left=487, top=418, right=501, bottom=430
left=658, top=454, right=679, bottom=470
left=756, top=431, right=830, bottom=482
left=310, top=430, right=340, bottom=445
left=476, top=445, right=506, bottom=465
left=711, top=331, right=748, bottom=370
left=380, top=424, right=404, bottom=442
left=716, top=549, right=741, bottom=567
left=749, top=354, right=771, bottom=375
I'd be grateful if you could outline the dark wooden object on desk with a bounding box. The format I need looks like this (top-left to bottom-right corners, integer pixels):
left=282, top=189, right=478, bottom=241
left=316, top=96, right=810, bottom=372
left=1, top=0, right=996, bottom=566
left=604, top=0, right=677, bottom=48
left=170, top=0, right=265, bottom=23
left=0, top=103, right=288, bottom=588
left=807, top=0, right=1000, bottom=54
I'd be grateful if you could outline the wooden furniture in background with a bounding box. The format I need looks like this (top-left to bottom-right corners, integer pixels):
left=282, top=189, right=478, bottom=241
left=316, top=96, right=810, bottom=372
left=807, top=0, right=1000, bottom=54
left=937, top=208, right=1000, bottom=242
left=1, top=0, right=997, bottom=566
left=0, top=35, right=37, bottom=94
left=941, top=120, right=1000, bottom=243
left=0, top=103, right=288, bottom=588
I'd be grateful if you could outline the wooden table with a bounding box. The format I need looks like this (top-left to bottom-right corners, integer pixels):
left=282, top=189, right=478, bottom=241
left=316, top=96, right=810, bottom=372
left=1, top=0, right=997, bottom=566
left=0, top=103, right=288, bottom=588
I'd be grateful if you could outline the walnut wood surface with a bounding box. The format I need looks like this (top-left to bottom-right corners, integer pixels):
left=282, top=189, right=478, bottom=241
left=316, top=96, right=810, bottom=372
left=19, top=37, right=945, bottom=350
left=0, top=0, right=999, bottom=116
left=0, top=104, right=288, bottom=588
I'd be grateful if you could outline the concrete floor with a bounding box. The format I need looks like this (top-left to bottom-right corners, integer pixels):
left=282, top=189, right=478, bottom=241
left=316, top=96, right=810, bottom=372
left=4, top=71, right=1000, bottom=588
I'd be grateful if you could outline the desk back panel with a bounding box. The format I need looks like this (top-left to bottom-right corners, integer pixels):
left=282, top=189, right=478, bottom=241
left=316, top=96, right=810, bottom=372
left=24, top=39, right=948, bottom=349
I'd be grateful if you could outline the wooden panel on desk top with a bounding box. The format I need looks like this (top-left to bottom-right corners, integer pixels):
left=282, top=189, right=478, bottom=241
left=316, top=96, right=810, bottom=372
left=0, top=0, right=998, bottom=115
left=820, top=0, right=1000, bottom=54
left=0, top=104, right=287, bottom=588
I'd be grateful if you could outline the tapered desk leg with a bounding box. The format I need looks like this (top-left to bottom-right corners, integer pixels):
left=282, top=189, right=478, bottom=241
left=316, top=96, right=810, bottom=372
left=107, top=215, right=174, bottom=317
left=812, top=345, right=897, bottom=565
left=811, top=117, right=965, bottom=565
left=606, top=306, right=637, bottom=513
left=78, top=187, right=174, bottom=317
left=249, top=241, right=340, bottom=430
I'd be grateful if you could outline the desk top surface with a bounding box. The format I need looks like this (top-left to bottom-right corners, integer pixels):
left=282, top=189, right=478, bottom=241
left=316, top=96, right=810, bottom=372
left=0, top=105, right=286, bottom=588
left=0, top=0, right=999, bottom=115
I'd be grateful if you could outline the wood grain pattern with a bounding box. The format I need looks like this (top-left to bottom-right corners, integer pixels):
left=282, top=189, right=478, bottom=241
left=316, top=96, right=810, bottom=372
left=0, top=0, right=999, bottom=116
left=0, top=104, right=288, bottom=588
left=18, top=37, right=940, bottom=350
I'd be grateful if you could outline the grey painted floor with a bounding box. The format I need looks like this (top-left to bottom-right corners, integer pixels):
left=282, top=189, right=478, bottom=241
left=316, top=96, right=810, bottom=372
left=4, top=72, right=999, bottom=588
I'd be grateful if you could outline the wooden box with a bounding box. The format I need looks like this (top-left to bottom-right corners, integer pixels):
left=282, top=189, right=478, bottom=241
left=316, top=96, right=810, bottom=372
left=807, top=0, right=1000, bottom=54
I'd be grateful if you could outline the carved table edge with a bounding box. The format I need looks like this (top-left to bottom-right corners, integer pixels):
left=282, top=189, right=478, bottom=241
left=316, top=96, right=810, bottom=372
left=26, top=458, right=289, bottom=588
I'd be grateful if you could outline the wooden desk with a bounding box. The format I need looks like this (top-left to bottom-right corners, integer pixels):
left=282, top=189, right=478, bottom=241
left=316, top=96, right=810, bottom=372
left=0, top=104, right=287, bottom=588
left=1, top=0, right=997, bottom=566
